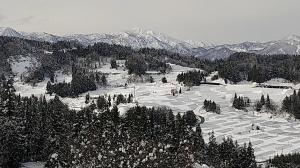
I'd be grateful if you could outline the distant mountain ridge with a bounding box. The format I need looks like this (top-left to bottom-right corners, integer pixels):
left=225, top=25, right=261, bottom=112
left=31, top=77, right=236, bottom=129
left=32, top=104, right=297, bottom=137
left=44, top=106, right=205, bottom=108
left=1, top=27, right=300, bottom=59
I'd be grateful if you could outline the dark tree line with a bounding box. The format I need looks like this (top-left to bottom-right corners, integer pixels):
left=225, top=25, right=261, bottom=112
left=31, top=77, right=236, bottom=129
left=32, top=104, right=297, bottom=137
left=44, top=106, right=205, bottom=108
left=177, top=70, right=207, bottom=86
left=46, top=105, right=256, bottom=168
left=137, top=48, right=216, bottom=72
left=268, top=153, right=300, bottom=168
left=125, top=55, right=148, bottom=75
left=115, top=94, right=133, bottom=105
left=46, top=73, right=97, bottom=98
left=93, top=94, right=133, bottom=111
left=0, top=76, right=75, bottom=167
left=215, top=52, right=300, bottom=83
left=46, top=65, right=106, bottom=97
left=125, top=54, right=172, bottom=76
left=282, top=90, right=300, bottom=119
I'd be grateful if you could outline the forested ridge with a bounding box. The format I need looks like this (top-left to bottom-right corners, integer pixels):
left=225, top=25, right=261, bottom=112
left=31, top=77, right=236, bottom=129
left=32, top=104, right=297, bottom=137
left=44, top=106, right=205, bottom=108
left=0, top=36, right=211, bottom=82
left=1, top=36, right=300, bottom=85
left=215, top=52, right=300, bottom=83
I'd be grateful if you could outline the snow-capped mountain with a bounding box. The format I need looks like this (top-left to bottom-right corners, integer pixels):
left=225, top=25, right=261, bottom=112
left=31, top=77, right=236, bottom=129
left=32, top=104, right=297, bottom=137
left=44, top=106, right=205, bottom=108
left=1, top=26, right=300, bottom=59
left=185, top=40, right=214, bottom=49
left=64, top=28, right=208, bottom=55
left=257, top=35, right=300, bottom=55
left=20, top=31, right=65, bottom=43
left=197, top=35, right=300, bottom=59
left=0, top=27, right=23, bottom=38
left=0, top=27, right=210, bottom=55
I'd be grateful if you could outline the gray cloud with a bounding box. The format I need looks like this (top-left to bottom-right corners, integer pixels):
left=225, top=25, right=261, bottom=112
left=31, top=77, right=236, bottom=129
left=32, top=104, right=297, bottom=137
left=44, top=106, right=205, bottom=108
left=11, top=16, right=34, bottom=25
left=0, top=0, right=300, bottom=44
left=0, top=14, right=5, bottom=22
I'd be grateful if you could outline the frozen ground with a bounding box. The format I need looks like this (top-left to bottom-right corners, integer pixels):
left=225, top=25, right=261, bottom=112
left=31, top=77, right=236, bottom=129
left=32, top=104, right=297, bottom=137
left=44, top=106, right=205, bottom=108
left=14, top=62, right=300, bottom=162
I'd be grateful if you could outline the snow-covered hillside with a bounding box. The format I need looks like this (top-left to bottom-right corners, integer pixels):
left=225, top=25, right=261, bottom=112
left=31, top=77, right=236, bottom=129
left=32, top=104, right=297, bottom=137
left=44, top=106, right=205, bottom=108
left=1, top=27, right=300, bottom=59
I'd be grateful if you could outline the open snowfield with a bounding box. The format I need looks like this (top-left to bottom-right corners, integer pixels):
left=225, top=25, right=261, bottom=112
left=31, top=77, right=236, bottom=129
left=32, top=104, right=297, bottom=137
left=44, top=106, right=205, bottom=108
left=14, top=62, right=300, bottom=162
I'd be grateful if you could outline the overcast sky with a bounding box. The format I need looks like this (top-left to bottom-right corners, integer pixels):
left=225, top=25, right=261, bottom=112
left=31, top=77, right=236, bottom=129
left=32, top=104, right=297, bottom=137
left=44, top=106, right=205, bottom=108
left=0, top=0, right=299, bottom=44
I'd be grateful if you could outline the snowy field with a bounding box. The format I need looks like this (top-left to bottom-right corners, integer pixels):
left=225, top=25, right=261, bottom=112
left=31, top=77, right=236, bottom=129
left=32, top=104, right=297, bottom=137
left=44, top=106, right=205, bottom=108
left=13, top=61, right=300, bottom=162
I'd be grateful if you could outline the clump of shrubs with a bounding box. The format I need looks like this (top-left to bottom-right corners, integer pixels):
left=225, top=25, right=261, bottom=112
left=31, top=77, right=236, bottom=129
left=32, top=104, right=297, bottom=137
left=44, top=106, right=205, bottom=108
left=232, top=93, right=251, bottom=110
left=254, top=94, right=276, bottom=112
left=162, top=77, right=167, bottom=83
left=204, top=99, right=221, bottom=114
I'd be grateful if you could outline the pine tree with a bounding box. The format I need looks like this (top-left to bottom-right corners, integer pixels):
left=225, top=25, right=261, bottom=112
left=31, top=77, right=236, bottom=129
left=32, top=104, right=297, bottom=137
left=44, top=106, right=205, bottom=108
left=260, top=95, right=265, bottom=105
left=166, top=110, right=175, bottom=127
left=149, top=76, right=154, bottom=83
left=46, top=81, right=53, bottom=95
left=2, top=78, right=16, bottom=117
left=207, top=132, right=219, bottom=167
left=255, top=101, right=263, bottom=112
left=116, top=94, right=126, bottom=105
left=50, top=74, right=55, bottom=83
left=233, top=94, right=249, bottom=110
left=110, top=59, right=117, bottom=69
left=203, top=99, right=209, bottom=111
left=101, top=75, right=107, bottom=86
left=85, top=93, right=90, bottom=104
left=108, top=95, right=112, bottom=106
left=224, top=78, right=228, bottom=84
left=0, top=117, right=26, bottom=168
left=127, top=94, right=133, bottom=103
left=265, top=94, right=272, bottom=110
left=175, top=113, right=184, bottom=141
left=183, top=110, right=197, bottom=127
left=0, top=74, right=6, bottom=81
left=282, top=96, right=291, bottom=112
left=233, top=93, right=238, bottom=109
left=193, top=125, right=205, bottom=163
left=95, top=73, right=100, bottom=83
left=110, top=105, right=119, bottom=124
left=246, top=142, right=257, bottom=168
left=97, top=96, right=108, bottom=111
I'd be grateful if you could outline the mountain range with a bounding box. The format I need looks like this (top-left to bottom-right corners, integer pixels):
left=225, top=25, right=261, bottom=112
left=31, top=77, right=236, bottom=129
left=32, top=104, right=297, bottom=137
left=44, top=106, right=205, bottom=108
left=1, top=27, right=300, bottom=59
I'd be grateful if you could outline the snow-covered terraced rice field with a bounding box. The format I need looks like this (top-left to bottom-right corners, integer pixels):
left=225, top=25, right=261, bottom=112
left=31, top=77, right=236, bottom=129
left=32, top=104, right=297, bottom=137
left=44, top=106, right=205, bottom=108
left=14, top=63, right=300, bottom=162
